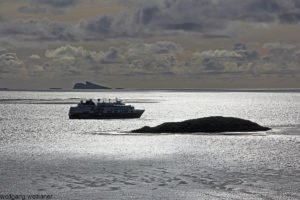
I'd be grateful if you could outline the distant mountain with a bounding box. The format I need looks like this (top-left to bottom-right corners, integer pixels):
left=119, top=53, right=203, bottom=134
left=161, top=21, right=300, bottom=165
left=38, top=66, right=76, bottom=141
left=73, top=81, right=111, bottom=89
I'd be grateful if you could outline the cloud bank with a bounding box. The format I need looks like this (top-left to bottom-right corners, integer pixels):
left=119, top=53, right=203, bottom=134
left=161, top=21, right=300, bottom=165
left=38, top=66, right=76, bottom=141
left=1, top=0, right=300, bottom=46
left=1, top=0, right=300, bottom=88
left=19, top=0, right=79, bottom=14
left=1, top=41, right=299, bottom=80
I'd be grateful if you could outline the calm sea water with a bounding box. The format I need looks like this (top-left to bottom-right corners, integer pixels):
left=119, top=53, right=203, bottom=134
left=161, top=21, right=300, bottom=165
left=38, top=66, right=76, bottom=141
left=0, top=91, right=299, bottom=199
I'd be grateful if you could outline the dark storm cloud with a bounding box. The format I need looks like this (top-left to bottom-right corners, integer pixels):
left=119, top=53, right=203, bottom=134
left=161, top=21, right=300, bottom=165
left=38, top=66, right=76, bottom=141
left=155, top=0, right=300, bottom=27
left=135, top=0, right=227, bottom=33
left=202, top=58, right=225, bottom=72
left=138, top=5, right=160, bottom=25
left=76, top=1, right=223, bottom=37
left=19, top=0, right=78, bottom=14
left=77, top=6, right=159, bottom=38
left=35, top=0, right=78, bottom=7
left=162, top=22, right=203, bottom=31
left=77, top=0, right=300, bottom=38
left=279, top=12, right=300, bottom=24
left=238, top=13, right=275, bottom=23
left=0, top=19, right=76, bottom=41
left=3, top=0, right=300, bottom=44
left=79, top=16, right=114, bottom=36
left=246, top=0, right=281, bottom=13
left=130, top=0, right=300, bottom=33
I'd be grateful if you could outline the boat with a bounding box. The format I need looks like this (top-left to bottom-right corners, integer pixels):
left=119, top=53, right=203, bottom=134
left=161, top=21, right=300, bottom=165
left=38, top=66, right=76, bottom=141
left=69, top=98, right=145, bottom=119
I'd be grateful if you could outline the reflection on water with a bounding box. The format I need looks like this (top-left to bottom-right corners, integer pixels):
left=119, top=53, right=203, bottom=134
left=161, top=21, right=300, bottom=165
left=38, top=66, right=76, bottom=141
left=0, top=91, right=299, bottom=199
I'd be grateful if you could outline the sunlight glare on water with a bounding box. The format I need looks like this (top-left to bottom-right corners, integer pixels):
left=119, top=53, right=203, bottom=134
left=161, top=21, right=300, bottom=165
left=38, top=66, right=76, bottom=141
left=0, top=91, right=299, bottom=200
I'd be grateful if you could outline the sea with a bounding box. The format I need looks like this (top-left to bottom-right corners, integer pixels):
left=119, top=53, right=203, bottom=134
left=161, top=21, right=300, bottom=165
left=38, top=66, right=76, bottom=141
left=0, top=90, right=299, bottom=200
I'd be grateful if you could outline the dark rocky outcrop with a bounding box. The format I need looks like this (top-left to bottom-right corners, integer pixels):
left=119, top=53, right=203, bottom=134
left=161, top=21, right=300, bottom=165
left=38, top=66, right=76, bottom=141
left=131, top=116, right=271, bottom=133
left=73, top=81, right=111, bottom=89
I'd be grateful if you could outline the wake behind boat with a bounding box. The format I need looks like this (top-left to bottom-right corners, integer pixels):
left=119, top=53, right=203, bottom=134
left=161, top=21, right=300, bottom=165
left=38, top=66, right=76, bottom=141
left=69, top=99, right=145, bottom=119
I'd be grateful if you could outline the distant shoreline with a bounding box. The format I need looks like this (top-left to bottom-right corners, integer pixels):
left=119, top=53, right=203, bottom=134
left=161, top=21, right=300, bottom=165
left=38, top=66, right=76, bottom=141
left=1, top=88, right=300, bottom=93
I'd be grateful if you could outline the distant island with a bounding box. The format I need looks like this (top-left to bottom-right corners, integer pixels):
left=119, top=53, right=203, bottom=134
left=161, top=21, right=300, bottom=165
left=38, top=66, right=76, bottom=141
left=73, top=81, right=111, bottom=89
left=131, top=116, right=271, bottom=134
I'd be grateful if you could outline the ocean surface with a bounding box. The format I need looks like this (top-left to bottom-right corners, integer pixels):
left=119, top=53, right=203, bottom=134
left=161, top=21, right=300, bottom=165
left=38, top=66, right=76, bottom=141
left=0, top=91, right=299, bottom=200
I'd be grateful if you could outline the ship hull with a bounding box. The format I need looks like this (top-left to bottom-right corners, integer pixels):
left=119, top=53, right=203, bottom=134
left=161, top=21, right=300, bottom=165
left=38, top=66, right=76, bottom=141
left=69, top=110, right=144, bottom=119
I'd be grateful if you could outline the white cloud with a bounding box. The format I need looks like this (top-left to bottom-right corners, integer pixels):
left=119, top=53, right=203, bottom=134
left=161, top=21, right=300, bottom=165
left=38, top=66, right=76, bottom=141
left=46, top=45, right=103, bottom=61
left=0, top=53, right=25, bottom=75
left=195, top=50, right=243, bottom=59
left=1, top=42, right=300, bottom=81
left=128, top=41, right=181, bottom=56
left=263, top=43, right=297, bottom=51
left=43, top=43, right=179, bottom=76
left=29, top=54, right=41, bottom=59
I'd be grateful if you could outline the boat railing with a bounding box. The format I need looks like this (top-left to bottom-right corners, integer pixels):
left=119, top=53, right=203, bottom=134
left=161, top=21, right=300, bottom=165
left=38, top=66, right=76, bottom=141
left=78, top=98, right=127, bottom=107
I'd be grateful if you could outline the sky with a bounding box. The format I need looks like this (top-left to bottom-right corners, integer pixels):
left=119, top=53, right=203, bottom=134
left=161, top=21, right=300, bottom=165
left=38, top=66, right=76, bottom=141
left=0, top=0, right=300, bottom=89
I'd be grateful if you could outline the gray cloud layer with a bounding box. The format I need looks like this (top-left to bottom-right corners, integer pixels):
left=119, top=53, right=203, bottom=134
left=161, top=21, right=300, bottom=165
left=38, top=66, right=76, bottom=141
left=0, top=19, right=76, bottom=43
left=1, top=41, right=299, bottom=80
left=36, top=0, right=78, bottom=7
left=41, top=41, right=181, bottom=77
left=19, top=0, right=78, bottom=14
left=79, top=0, right=300, bottom=38
left=0, top=53, right=25, bottom=76
left=2, top=0, right=299, bottom=46
left=1, top=0, right=300, bottom=87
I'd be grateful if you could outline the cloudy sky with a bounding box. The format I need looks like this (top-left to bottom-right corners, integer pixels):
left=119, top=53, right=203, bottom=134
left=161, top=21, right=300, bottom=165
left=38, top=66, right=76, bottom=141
left=0, top=0, right=300, bottom=89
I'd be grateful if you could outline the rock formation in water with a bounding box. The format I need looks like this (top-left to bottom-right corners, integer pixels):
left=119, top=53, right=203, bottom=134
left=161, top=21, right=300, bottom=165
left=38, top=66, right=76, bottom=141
left=73, top=81, right=111, bottom=89
left=131, top=116, right=271, bottom=133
